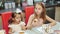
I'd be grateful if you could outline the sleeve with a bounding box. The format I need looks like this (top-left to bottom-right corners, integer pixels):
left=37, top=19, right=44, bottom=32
left=8, top=24, right=12, bottom=28
left=8, top=24, right=15, bottom=33
left=20, top=22, right=26, bottom=26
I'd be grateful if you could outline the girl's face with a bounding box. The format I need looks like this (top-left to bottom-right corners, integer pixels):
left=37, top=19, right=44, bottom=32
left=14, top=14, right=21, bottom=23
left=35, top=4, right=43, bottom=15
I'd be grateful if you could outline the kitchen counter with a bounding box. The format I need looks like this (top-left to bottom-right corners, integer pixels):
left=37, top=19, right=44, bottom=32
left=0, top=3, right=60, bottom=13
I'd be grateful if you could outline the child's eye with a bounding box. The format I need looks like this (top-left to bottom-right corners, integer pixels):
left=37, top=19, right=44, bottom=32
left=38, top=8, right=40, bottom=10
left=16, top=17, right=19, bottom=19
left=34, top=21, right=36, bottom=22
left=35, top=8, right=37, bottom=9
left=16, top=18, right=18, bottom=19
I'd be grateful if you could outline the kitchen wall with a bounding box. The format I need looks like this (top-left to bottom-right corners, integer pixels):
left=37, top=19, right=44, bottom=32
left=55, top=7, right=60, bottom=22
left=0, top=15, right=3, bottom=29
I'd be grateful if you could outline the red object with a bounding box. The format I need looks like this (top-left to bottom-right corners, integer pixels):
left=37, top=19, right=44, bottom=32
left=1, top=11, right=12, bottom=34
left=0, top=6, right=34, bottom=34
left=25, top=6, right=34, bottom=25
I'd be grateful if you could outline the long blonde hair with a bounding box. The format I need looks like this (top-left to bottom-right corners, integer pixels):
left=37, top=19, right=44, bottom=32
left=34, top=2, right=46, bottom=23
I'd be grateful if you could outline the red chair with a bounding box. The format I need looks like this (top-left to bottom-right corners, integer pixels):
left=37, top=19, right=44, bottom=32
left=1, top=11, right=12, bottom=34
left=25, top=6, right=34, bottom=25
left=0, top=6, right=34, bottom=34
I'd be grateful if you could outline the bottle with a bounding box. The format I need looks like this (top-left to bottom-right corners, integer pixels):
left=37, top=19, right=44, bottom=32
left=12, top=2, right=15, bottom=8
left=5, top=3, right=8, bottom=9
left=8, top=2, right=12, bottom=9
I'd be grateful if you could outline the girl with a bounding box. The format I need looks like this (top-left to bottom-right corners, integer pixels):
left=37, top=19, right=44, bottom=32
left=27, top=2, right=56, bottom=29
left=26, top=2, right=57, bottom=34
left=8, top=12, right=26, bottom=34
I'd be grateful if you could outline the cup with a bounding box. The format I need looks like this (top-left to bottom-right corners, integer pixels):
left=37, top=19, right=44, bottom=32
left=19, top=31, right=24, bottom=34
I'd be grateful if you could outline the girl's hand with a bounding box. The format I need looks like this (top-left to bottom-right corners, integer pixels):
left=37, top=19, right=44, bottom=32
left=26, top=25, right=32, bottom=30
left=22, top=25, right=27, bottom=30
left=8, top=28, right=14, bottom=34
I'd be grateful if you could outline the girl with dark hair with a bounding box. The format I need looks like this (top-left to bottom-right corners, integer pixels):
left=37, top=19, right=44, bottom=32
left=8, top=12, right=26, bottom=34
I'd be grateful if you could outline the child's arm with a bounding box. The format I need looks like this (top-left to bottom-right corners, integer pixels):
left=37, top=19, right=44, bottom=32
left=27, top=15, right=34, bottom=29
left=21, top=22, right=27, bottom=30
left=8, top=27, right=13, bottom=34
left=46, top=15, right=56, bottom=27
left=22, top=25, right=27, bottom=30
